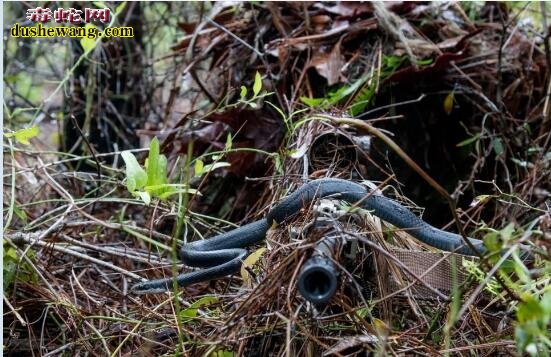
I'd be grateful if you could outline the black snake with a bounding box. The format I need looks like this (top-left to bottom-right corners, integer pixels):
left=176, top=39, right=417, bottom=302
left=131, top=178, right=485, bottom=294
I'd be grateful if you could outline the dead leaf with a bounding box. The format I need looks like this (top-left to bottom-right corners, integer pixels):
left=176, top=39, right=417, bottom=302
left=240, top=247, right=266, bottom=287
left=310, top=41, right=345, bottom=85
left=323, top=335, right=378, bottom=356
left=443, top=91, right=454, bottom=115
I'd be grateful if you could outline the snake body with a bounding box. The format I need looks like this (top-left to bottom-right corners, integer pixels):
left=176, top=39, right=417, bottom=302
left=131, top=178, right=484, bottom=294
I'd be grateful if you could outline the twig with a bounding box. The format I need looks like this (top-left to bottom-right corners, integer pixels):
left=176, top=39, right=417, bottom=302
left=3, top=295, right=27, bottom=326
left=43, top=343, right=75, bottom=357
left=7, top=233, right=144, bottom=281
left=356, top=94, right=426, bottom=119
left=69, top=115, right=102, bottom=199
left=206, top=17, right=263, bottom=57
left=439, top=340, right=515, bottom=354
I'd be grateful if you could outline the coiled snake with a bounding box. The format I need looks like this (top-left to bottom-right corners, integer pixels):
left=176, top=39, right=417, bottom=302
left=131, top=178, right=485, bottom=294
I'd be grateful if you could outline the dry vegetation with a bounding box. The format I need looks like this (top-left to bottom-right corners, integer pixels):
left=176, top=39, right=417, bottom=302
left=3, top=2, right=551, bottom=356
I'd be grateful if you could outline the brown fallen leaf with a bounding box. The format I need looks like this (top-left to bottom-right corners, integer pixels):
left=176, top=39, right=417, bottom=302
left=310, top=40, right=345, bottom=85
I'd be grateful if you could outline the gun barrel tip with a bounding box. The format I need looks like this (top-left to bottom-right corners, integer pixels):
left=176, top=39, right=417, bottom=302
left=298, top=264, right=338, bottom=305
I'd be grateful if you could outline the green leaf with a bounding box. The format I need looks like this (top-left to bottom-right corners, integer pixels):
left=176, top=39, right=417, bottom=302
left=3, top=247, right=19, bottom=291
left=515, top=325, right=532, bottom=354
left=126, top=177, right=136, bottom=192
left=115, top=1, right=127, bottom=14
left=523, top=122, right=532, bottom=134
left=194, top=159, right=204, bottom=177
left=327, top=75, right=370, bottom=110
left=146, top=137, right=161, bottom=186
left=123, top=137, right=174, bottom=201
left=470, top=194, right=492, bottom=207
left=515, top=325, right=531, bottom=353
left=514, top=290, right=551, bottom=355
left=499, top=223, right=515, bottom=242
left=13, top=205, right=28, bottom=223
left=4, top=75, right=18, bottom=84
left=512, top=253, right=531, bottom=285
left=9, top=107, right=37, bottom=119
left=157, top=188, right=198, bottom=200
left=9, top=73, right=40, bottom=103
left=240, top=247, right=266, bottom=286
left=144, top=137, right=172, bottom=198
left=300, top=96, right=325, bottom=107
left=121, top=151, right=147, bottom=192
left=80, top=24, right=97, bottom=53
left=179, top=307, right=197, bottom=319
left=93, top=1, right=108, bottom=8
left=253, top=71, right=262, bottom=96
left=289, top=144, right=308, bottom=159
left=273, top=154, right=283, bottom=175
left=349, top=84, right=376, bottom=116
left=416, top=58, right=434, bottom=66
left=541, top=291, right=551, bottom=320
left=443, top=91, right=454, bottom=115
left=180, top=296, right=219, bottom=320
left=240, top=86, right=247, bottom=99
left=456, top=133, right=481, bottom=147
left=158, top=155, right=169, bottom=184
left=194, top=158, right=231, bottom=177
left=357, top=307, right=371, bottom=319
left=492, top=137, right=504, bottom=156
left=137, top=191, right=151, bottom=205
left=190, top=296, right=218, bottom=309
left=383, top=55, right=405, bottom=68
left=202, top=162, right=231, bottom=173
left=483, top=231, right=501, bottom=253
left=266, top=100, right=287, bottom=122
left=517, top=296, right=543, bottom=324
left=3, top=244, right=37, bottom=291
left=225, top=133, right=232, bottom=151
left=4, top=125, right=40, bottom=145
left=153, top=157, right=172, bottom=197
